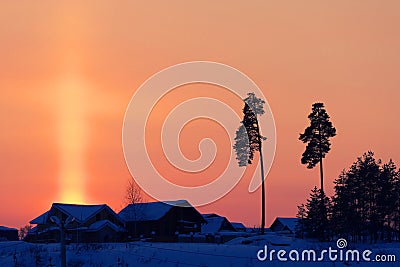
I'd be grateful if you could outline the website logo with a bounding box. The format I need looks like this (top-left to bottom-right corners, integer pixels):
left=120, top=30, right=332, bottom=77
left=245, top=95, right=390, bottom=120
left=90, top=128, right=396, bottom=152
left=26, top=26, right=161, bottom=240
left=257, top=238, right=396, bottom=263
left=122, top=61, right=276, bottom=206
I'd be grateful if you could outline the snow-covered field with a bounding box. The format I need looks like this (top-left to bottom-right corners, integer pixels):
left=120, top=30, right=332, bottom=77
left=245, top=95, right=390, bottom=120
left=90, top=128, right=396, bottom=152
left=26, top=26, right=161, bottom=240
left=1, top=233, right=399, bottom=266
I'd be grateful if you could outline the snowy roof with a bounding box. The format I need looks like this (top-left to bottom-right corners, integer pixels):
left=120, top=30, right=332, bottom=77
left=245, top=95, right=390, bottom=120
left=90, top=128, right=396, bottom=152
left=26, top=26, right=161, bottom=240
left=273, top=217, right=299, bottom=231
left=201, top=216, right=236, bottom=234
left=0, top=226, right=17, bottom=231
left=231, top=222, right=246, bottom=230
left=54, top=203, right=106, bottom=223
left=201, top=217, right=225, bottom=234
left=30, top=211, right=49, bottom=224
left=202, top=213, right=222, bottom=219
left=87, top=220, right=123, bottom=232
left=37, top=226, right=59, bottom=234
left=119, top=200, right=199, bottom=222
left=30, top=203, right=121, bottom=225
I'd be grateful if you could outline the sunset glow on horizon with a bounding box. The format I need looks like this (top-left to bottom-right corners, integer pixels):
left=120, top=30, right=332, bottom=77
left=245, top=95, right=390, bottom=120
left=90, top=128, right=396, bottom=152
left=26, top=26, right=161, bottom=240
left=1, top=1, right=400, bottom=230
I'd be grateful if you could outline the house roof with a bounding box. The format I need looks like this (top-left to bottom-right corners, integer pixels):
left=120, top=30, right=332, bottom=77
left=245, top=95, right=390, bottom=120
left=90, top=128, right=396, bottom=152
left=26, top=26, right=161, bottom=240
left=87, top=220, right=123, bottom=232
left=231, top=222, right=246, bottom=230
left=30, top=211, right=49, bottom=224
left=28, top=226, right=37, bottom=234
left=272, top=217, right=299, bottom=231
left=201, top=217, right=226, bottom=234
left=202, top=213, right=222, bottom=219
left=30, top=203, right=121, bottom=225
left=53, top=203, right=106, bottom=223
left=0, top=226, right=17, bottom=231
left=118, top=200, right=202, bottom=222
left=201, top=216, right=236, bottom=234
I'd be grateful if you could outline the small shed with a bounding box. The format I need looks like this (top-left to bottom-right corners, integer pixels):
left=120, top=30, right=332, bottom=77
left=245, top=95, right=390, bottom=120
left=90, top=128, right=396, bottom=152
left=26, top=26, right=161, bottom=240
left=0, top=226, right=18, bottom=241
left=270, top=217, right=299, bottom=233
left=231, top=222, right=246, bottom=232
left=201, top=214, right=236, bottom=234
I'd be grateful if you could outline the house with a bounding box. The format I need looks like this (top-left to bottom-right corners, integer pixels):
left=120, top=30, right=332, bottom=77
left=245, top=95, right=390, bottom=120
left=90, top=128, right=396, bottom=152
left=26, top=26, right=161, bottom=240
left=200, top=214, right=242, bottom=243
left=0, top=226, right=18, bottom=241
left=27, top=203, right=125, bottom=243
left=118, top=200, right=206, bottom=241
left=270, top=217, right=299, bottom=234
left=231, top=222, right=246, bottom=232
left=201, top=214, right=236, bottom=234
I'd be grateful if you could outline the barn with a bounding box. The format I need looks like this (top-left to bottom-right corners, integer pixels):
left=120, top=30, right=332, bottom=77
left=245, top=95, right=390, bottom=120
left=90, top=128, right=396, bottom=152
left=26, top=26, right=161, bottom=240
left=119, top=200, right=206, bottom=241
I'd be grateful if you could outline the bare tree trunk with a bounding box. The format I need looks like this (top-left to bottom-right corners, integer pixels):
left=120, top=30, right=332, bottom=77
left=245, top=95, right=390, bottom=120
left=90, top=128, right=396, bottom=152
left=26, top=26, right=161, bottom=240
left=260, top=148, right=265, bottom=235
left=319, top=158, right=325, bottom=241
left=319, top=158, right=324, bottom=194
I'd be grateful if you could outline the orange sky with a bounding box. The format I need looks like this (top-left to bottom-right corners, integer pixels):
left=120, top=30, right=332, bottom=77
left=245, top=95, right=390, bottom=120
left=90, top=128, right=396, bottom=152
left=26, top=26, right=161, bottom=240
left=1, top=1, right=400, bottom=229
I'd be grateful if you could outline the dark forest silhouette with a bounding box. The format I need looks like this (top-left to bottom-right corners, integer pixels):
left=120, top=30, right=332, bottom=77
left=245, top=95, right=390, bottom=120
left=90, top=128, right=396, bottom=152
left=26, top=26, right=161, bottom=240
left=297, top=151, right=400, bottom=243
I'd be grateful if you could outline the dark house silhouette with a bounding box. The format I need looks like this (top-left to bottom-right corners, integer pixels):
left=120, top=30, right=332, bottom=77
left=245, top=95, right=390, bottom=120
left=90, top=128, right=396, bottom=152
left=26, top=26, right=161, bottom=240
left=201, top=214, right=236, bottom=234
left=27, top=203, right=125, bottom=243
left=0, top=226, right=18, bottom=241
left=231, top=222, right=246, bottom=232
left=118, top=200, right=206, bottom=241
left=270, top=217, right=298, bottom=234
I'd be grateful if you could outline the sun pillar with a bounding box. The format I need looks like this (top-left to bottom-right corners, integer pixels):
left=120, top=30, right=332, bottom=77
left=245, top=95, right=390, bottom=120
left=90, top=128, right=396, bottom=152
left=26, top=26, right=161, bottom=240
left=57, top=74, right=87, bottom=204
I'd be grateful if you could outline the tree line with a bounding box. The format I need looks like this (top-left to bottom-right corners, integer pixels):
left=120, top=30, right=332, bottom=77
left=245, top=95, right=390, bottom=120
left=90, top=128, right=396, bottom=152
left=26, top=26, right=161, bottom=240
left=297, top=151, right=400, bottom=243
left=297, top=103, right=399, bottom=243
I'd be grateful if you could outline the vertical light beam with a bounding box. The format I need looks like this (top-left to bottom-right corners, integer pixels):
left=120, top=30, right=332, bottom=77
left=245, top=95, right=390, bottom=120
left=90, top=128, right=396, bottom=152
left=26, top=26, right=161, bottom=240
left=58, top=74, right=86, bottom=203
left=55, top=2, right=88, bottom=204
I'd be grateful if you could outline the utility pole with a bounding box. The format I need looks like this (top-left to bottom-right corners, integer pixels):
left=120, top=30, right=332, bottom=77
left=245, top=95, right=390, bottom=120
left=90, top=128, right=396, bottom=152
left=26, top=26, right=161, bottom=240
left=51, top=216, right=74, bottom=267
left=60, top=223, right=66, bottom=267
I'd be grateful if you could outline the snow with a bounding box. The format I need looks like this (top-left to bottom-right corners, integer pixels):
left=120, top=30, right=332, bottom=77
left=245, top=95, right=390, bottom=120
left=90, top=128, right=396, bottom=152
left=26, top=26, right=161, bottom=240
left=202, top=213, right=221, bottom=218
left=53, top=203, right=107, bottom=223
left=273, top=217, right=299, bottom=232
left=30, top=211, right=49, bottom=224
left=231, top=222, right=246, bottom=231
left=0, top=234, right=399, bottom=267
left=164, top=200, right=192, bottom=207
left=0, top=226, right=17, bottom=231
left=30, top=204, right=113, bottom=225
left=201, top=217, right=227, bottom=234
left=225, top=232, right=294, bottom=246
left=88, top=220, right=123, bottom=232
left=36, top=226, right=59, bottom=234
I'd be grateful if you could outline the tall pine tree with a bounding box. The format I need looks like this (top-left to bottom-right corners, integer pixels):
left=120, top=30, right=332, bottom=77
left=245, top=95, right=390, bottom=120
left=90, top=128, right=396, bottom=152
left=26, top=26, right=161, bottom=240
left=233, top=93, right=267, bottom=234
left=299, top=103, right=336, bottom=193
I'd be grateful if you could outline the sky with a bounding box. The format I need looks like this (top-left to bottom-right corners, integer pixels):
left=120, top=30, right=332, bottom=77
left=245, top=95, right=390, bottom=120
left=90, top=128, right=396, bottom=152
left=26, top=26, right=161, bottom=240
left=1, top=1, right=400, bottom=229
